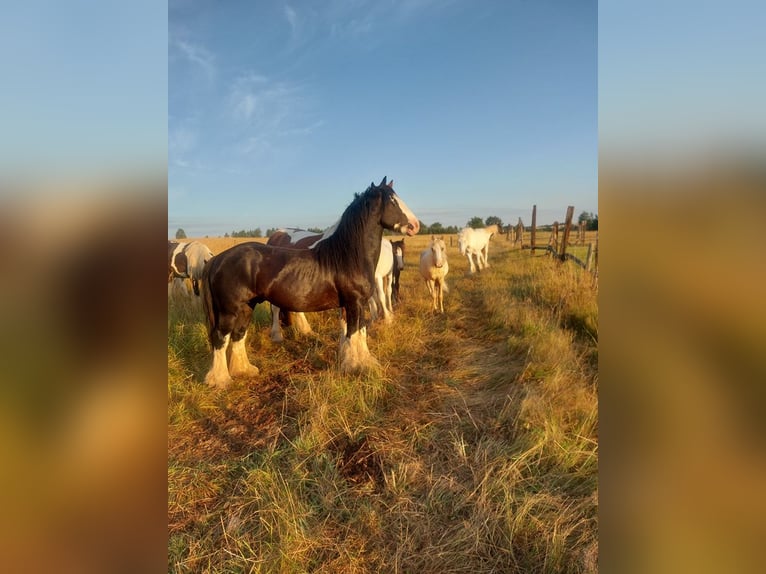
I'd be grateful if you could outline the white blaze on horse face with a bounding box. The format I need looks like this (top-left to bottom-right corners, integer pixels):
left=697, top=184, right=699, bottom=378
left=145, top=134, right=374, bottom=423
left=391, top=192, right=420, bottom=236
left=395, top=246, right=404, bottom=270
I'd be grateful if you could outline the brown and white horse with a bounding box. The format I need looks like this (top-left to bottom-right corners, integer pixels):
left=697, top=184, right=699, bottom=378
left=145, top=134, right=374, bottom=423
left=168, top=240, right=214, bottom=296
left=201, top=178, right=419, bottom=388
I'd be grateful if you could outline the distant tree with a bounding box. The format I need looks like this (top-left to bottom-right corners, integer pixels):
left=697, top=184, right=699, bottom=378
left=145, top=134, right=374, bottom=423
left=467, top=216, right=484, bottom=229
left=417, top=220, right=428, bottom=234
left=577, top=211, right=598, bottom=231
left=175, top=228, right=187, bottom=239
left=266, top=228, right=277, bottom=237
left=485, top=216, right=503, bottom=229
left=307, top=227, right=323, bottom=233
left=445, top=225, right=459, bottom=234
left=430, top=221, right=445, bottom=234
left=230, top=228, right=263, bottom=238
left=224, top=232, right=230, bottom=237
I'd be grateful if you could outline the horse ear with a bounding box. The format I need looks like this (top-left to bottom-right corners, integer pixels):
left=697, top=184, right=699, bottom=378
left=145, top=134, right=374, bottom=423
left=388, top=179, right=394, bottom=189
left=379, top=176, right=387, bottom=187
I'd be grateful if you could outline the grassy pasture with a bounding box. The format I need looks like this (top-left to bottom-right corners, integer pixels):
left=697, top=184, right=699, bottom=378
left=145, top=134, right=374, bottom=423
left=168, top=233, right=598, bottom=573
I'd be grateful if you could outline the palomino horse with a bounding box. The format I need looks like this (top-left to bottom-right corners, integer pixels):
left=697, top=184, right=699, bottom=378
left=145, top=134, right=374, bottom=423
left=390, top=238, right=406, bottom=304
left=266, top=228, right=394, bottom=340
left=201, top=177, right=419, bottom=388
left=419, top=236, right=449, bottom=313
left=457, top=224, right=499, bottom=273
left=168, top=240, right=214, bottom=296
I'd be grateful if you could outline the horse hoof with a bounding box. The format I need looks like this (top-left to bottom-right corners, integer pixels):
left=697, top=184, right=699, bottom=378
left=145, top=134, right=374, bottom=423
left=230, top=364, right=259, bottom=378
left=270, top=332, right=284, bottom=343
left=205, top=373, right=233, bottom=389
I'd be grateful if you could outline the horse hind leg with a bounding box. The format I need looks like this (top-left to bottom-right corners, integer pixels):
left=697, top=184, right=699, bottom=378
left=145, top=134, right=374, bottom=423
left=228, top=305, right=259, bottom=378
left=270, top=304, right=284, bottom=342
left=291, top=312, right=313, bottom=336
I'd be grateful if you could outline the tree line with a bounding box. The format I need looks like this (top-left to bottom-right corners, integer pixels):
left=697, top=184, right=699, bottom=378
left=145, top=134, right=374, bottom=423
left=173, top=212, right=596, bottom=240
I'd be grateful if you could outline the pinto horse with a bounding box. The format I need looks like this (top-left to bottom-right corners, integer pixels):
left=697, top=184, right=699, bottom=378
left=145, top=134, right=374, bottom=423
left=390, top=238, right=406, bottom=304
left=419, top=236, right=449, bottom=313
left=168, top=240, right=214, bottom=296
left=457, top=224, right=499, bottom=273
left=201, top=177, right=419, bottom=388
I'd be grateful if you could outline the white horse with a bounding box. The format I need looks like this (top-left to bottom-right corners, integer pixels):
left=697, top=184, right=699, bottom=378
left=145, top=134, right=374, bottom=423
left=369, top=239, right=394, bottom=322
left=419, top=236, right=449, bottom=313
left=457, top=224, right=499, bottom=273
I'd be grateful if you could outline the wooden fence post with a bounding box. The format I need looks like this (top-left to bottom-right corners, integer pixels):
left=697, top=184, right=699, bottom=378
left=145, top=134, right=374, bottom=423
left=585, top=242, right=594, bottom=271
left=549, top=221, right=559, bottom=256
left=591, top=233, right=599, bottom=287
left=516, top=217, right=524, bottom=248
left=560, top=206, right=574, bottom=261
left=530, top=205, right=537, bottom=255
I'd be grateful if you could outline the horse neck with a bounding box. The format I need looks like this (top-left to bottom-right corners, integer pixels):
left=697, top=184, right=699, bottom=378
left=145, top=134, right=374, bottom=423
left=317, top=207, right=384, bottom=276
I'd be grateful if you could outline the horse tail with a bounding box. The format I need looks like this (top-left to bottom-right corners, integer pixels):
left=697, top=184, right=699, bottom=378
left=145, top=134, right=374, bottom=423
left=200, top=260, right=215, bottom=333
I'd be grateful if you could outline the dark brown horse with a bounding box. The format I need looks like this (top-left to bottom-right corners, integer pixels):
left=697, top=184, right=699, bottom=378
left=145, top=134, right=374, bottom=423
left=201, top=177, right=419, bottom=388
left=390, top=238, right=406, bottom=304
left=265, top=226, right=337, bottom=341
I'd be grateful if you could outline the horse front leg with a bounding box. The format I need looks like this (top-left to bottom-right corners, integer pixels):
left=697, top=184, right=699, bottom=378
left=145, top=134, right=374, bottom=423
left=339, top=299, right=378, bottom=373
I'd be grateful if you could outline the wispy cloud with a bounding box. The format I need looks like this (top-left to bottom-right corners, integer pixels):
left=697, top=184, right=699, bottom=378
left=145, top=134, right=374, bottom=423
left=173, top=39, right=216, bottom=80
left=226, top=73, right=321, bottom=157
left=284, top=4, right=298, bottom=35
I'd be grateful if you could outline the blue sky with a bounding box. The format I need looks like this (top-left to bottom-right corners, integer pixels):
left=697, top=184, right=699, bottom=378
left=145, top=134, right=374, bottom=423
left=168, top=0, right=598, bottom=237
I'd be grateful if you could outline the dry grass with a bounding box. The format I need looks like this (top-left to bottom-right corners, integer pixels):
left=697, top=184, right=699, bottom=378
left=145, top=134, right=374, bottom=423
left=168, top=233, right=598, bottom=573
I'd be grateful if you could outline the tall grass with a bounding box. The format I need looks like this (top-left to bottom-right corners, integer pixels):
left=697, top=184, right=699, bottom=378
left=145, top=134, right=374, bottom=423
left=168, top=234, right=598, bottom=573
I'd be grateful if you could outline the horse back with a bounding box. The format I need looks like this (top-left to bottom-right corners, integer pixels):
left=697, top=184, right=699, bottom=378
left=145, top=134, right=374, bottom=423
left=208, top=242, right=340, bottom=312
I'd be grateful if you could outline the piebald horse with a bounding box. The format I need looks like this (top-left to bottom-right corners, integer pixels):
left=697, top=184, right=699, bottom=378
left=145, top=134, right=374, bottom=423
left=201, top=178, right=419, bottom=388
left=168, top=240, right=214, bottom=296
left=419, top=236, right=449, bottom=313
left=457, top=224, right=499, bottom=273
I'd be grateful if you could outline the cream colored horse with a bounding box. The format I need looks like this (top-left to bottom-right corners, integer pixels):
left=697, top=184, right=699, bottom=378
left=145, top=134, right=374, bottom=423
left=419, top=236, right=449, bottom=313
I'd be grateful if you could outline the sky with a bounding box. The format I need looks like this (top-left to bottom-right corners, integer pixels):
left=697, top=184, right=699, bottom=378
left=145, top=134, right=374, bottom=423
left=169, top=0, right=597, bottom=238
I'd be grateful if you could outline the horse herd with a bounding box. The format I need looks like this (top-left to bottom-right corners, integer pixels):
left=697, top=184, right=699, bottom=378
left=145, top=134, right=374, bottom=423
left=168, top=178, right=500, bottom=388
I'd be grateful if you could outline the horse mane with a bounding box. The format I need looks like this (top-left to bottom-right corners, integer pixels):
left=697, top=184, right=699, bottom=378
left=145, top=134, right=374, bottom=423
left=314, top=183, right=385, bottom=274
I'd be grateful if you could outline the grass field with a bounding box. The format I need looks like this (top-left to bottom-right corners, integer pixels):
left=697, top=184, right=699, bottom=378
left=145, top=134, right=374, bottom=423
left=168, top=233, right=598, bottom=573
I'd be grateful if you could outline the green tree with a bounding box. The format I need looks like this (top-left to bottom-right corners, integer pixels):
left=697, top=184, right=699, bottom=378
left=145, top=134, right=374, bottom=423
left=588, top=214, right=598, bottom=231
left=467, top=216, right=484, bottom=229
left=485, top=216, right=503, bottom=228
left=430, top=221, right=445, bottom=234
left=175, top=228, right=187, bottom=239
